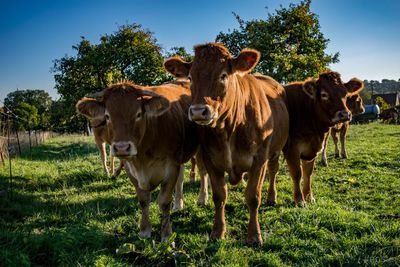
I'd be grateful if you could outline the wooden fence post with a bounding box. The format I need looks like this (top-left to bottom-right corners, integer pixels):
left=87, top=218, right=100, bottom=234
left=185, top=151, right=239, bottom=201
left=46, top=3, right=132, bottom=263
left=28, top=128, right=32, bottom=159
left=35, top=130, right=38, bottom=146
left=15, top=129, right=21, bottom=156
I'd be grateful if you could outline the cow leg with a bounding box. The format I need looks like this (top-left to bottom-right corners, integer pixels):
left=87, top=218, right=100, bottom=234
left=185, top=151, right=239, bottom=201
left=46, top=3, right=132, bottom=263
left=340, top=124, right=348, bottom=158
left=286, top=151, right=304, bottom=206
left=196, top=151, right=209, bottom=205
left=302, top=158, right=316, bottom=203
left=245, top=162, right=267, bottom=246
left=266, top=154, right=279, bottom=206
left=190, top=157, right=197, bottom=182
left=111, top=160, right=124, bottom=179
left=173, top=165, right=184, bottom=210
left=127, top=174, right=152, bottom=238
left=110, top=152, right=115, bottom=175
left=321, top=131, right=330, bottom=167
left=331, top=130, right=340, bottom=158
left=98, top=141, right=110, bottom=176
left=158, top=168, right=179, bottom=241
left=202, top=154, right=227, bottom=240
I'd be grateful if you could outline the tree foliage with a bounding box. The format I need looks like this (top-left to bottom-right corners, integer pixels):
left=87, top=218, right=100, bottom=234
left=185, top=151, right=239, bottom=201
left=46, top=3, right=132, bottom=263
left=216, top=0, right=339, bottom=83
left=4, top=90, right=52, bottom=129
left=166, top=47, right=193, bottom=62
left=374, top=96, right=391, bottom=110
left=52, top=23, right=169, bottom=132
left=13, top=102, right=39, bottom=131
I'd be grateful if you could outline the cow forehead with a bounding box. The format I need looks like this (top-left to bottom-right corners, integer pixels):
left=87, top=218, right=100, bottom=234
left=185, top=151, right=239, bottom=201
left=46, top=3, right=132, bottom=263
left=191, top=44, right=231, bottom=73
left=104, top=89, right=140, bottom=114
left=318, top=77, right=347, bottom=96
left=191, top=59, right=227, bottom=76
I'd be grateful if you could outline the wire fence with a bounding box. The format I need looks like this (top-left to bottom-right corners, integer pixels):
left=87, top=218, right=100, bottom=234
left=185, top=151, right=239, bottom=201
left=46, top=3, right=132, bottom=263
left=0, top=131, right=56, bottom=163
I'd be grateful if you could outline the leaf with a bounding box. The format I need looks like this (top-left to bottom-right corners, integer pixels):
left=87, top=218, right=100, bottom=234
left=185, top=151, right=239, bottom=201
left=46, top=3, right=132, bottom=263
left=347, top=177, right=360, bottom=187
left=116, top=243, right=136, bottom=255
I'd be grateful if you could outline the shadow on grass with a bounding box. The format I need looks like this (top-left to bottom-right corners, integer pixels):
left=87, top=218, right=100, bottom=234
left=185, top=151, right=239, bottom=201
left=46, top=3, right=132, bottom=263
left=19, top=141, right=98, bottom=161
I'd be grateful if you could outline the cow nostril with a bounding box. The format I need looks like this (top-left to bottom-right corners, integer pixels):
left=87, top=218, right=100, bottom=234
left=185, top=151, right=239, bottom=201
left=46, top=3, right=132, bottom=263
left=189, top=108, right=194, bottom=116
left=125, top=143, right=131, bottom=152
left=202, top=108, right=209, bottom=117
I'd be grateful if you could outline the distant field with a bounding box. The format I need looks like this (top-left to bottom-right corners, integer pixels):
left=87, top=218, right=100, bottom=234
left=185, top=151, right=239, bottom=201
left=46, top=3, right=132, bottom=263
left=0, top=123, right=399, bottom=266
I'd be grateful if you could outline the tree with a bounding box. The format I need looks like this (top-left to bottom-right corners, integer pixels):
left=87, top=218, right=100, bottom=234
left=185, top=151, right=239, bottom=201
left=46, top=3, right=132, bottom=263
left=216, top=0, right=339, bottom=83
left=52, top=23, right=169, bottom=132
left=166, top=47, right=193, bottom=62
left=375, top=96, right=391, bottom=110
left=4, top=90, right=52, bottom=129
left=13, top=102, right=39, bottom=131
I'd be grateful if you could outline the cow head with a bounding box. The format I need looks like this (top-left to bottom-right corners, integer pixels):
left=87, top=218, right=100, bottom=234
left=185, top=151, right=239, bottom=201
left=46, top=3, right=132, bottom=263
left=346, top=94, right=365, bottom=115
left=164, top=43, right=260, bottom=126
left=76, top=82, right=170, bottom=158
left=302, top=72, right=364, bottom=125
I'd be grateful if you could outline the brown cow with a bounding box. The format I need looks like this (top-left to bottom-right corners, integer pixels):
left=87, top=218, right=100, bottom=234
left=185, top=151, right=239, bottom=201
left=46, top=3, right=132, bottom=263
left=321, top=94, right=365, bottom=166
left=283, top=72, right=364, bottom=205
left=189, top=153, right=209, bottom=205
left=84, top=116, right=124, bottom=179
left=76, top=81, right=199, bottom=241
left=164, top=43, right=289, bottom=246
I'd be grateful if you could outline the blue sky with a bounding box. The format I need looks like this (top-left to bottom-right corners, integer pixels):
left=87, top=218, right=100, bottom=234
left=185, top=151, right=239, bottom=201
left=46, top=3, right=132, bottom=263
left=0, top=0, right=399, bottom=101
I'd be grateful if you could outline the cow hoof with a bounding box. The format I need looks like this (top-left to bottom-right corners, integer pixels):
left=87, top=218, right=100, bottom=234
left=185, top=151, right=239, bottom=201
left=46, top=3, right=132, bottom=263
left=266, top=200, right=277, bottom=206
left=334, top=153, right=340, bottom=158
left=161, top=235, right=175, bottom=246
left=295, top=200, right=306, bottom=208
left=173, top=199, right=184, bottom=210
left=321, top=160, right=328, bottom=167
left=139, top=230, right=151, bottom=239
left=197, top=197, right=208, bottom=206
left=341, top=154, right=348, bottom=159
left=305, top=195, right=316, bottom=203
left=210, top=230, right=225, bottom=240
left=246, top=235, right=263, bottom=247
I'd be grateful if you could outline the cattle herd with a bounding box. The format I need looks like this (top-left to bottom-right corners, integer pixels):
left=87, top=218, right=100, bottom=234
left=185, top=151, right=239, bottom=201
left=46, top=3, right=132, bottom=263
left=76, top=43, right=364, bottom=246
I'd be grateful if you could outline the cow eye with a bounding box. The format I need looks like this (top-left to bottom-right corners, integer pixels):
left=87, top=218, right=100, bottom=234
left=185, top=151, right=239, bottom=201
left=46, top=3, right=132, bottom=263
left=187, top=75, right=192, bottom=82
left=136, top=111, right=142, bottom=119
left=321, top=92, right=329, bottom=100
left=220, top=73, right=228, bottom=81
left=105, top=114, right=110, bottom=120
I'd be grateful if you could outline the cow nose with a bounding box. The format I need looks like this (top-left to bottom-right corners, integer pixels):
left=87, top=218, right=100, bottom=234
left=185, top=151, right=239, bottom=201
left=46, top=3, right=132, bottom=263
left=337, top=110, right=351, bottom=121
left=189, top=104, right=212, bottom=121
left=112, top=141, right=134, bottom=156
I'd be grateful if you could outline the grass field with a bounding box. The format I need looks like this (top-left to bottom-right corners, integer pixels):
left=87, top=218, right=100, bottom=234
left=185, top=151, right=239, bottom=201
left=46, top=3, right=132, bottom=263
left=0, top=123, right=399, bottom=266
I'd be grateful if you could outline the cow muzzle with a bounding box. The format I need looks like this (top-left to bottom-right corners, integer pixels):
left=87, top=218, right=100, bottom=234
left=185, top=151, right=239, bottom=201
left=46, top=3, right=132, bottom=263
left=332, top=110, right=351, bottom=124
left=188, top=104, right=216, bottom=125
left=111, top=141, right=137, bottom=157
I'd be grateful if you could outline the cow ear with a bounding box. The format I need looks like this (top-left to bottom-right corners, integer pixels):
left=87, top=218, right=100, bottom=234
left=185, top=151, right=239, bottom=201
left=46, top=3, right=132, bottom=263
left=303, top=80, right=317, bottom=99
left=142, top=95, right=171, bottom=117
left=164, top=57, right=191, bottom=78
left=232, top=48, right=260, bottom=73
left=345, top=78, right=364, bottom=96
left=76, top=97, right=105, bottom=119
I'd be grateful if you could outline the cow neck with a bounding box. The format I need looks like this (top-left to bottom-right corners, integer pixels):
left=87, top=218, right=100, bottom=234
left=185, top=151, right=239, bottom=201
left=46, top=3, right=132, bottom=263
left=137, top=104, right=186, bottom=163
left=287, top=89, right=329, bottom=138
left=310, top=100, right=332, bottom=137
left=216, top=74, right=248, bottom=134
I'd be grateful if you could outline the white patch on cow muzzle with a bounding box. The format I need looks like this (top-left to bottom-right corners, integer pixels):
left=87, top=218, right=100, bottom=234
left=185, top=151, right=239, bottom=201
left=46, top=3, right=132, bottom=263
left=111, top=141, right=137, bottom=157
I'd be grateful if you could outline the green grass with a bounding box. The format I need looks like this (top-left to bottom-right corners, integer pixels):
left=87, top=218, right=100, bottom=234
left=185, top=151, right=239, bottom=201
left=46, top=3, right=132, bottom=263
left=0, top=124, right=399, bottom=266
